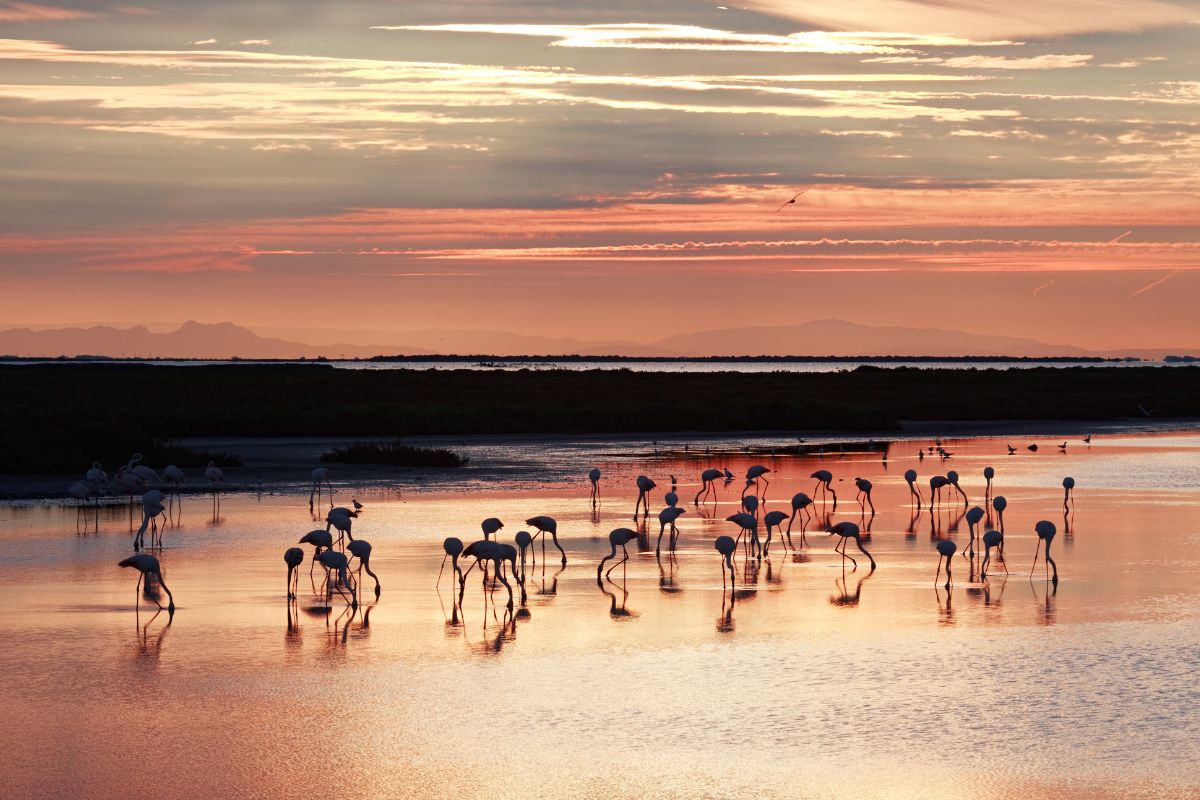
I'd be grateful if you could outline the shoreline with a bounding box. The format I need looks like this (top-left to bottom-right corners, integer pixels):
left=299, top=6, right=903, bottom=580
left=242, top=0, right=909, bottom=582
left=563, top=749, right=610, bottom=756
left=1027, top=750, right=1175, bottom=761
left=6, top=417, right=1196, bottom=503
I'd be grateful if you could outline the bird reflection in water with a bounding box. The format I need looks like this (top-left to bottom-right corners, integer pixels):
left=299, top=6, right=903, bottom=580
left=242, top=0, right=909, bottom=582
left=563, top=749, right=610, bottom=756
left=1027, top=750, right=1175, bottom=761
left=133, top=606, right=172, bottom=664
left=829, top=563, right=873, bottom=608
left=763, top=557, right=784, bottom=589
left=656, top=551, right=682, bottom=594
left=599, top=574, right=636, bottom=621
left=934, top=585, right=954, bottom=625
left=1030, top=580, right=1058, bottom=625
left=716, top=588, right=735, bottom=634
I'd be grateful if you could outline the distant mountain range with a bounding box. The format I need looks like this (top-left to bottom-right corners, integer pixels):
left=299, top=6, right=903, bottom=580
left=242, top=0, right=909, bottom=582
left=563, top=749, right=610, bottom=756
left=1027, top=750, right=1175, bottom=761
left=0, top=319, right=1192, bottom=359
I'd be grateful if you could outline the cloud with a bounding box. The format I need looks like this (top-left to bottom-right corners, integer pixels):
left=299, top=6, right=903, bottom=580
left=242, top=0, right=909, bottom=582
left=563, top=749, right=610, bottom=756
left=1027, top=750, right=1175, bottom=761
left=0, top=2, right=93, bottom=22
left=743, top=0, right=1196, bottom=39
left=238, top=39, right=272, bottom=46
left=374, top=23, right=1015, bottom=54
left=1127, top=270, right=1179, bottom=297
left=188, top=38, right=217, bottom=45
left=867, top=53, right=1094, bottom=70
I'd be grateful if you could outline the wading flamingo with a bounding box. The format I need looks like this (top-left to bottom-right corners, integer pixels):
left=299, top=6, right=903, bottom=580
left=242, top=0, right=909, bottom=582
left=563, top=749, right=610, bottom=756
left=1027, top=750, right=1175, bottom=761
left=714, top=536, right=737, bottom=587
left=786, top=492, right=814, bottom=546
left=664, top=490, right=679, bottom=508
left=310, top=466, right=333, bottom=509
left=589, top=467, right=601, bottom=502
left=983, top=466, right=994, bottom=499
left=481, top=517, right=504, bottom=541
left=811, top=470, right=837, bottom=510
left=347, top=539, right=381, bottom=598
left=598, top=527, right=639, bottom=580
left=929, top=475, right=948, bottom=510
left=204, top=460, right=225, bottom=505
left=905, top=469, right=922, bottom=510
left=526, top=515, right=567, bottom=566
left=284, top=547, right=304, bottom=599
left=763, top=510, right=789, bottom=555
left=826, top=521, right=875, bottom=570
left=133, top=489, right=168, bottom=550
left=980, top=528, right=1007, bottom=577
left=934, top=539, right=956, bottom=588
left=316, top=550, right=357, bottom=607
left=437, top=537, right=464, bottom=588
left=1062, top=477, right=1075, bottom=509
left=946, top=470, right=967, bottom=506
left=634, top=475, right=656, bottom=517
left=119, top=553, right=174, bottom=612
left=299, top=529, right=334, bottom=582
left=656, top=506, right=686, bottom=554
left=695, top=468, right=723, bottom=504
left=726, top=512, right=760, bottom=557
left=854, top=477, right=875, bottom=515
left=992, top=495, right=1007, bottom=534
left=1030, top=520, right=1059, bottom=585
left=746, top=464, right=771, bottom=498
left=963, top=506, right=985, bottom=558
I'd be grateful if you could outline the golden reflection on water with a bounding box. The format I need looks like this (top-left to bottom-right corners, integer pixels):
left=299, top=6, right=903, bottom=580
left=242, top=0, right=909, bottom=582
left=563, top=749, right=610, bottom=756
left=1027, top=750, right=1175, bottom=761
left=2, top=431, right=1199, bottom=799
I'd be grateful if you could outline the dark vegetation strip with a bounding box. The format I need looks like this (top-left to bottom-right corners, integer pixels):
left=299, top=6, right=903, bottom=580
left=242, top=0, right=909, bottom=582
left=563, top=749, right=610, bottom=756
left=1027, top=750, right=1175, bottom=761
left=1, top=364, right=1197, bottom=474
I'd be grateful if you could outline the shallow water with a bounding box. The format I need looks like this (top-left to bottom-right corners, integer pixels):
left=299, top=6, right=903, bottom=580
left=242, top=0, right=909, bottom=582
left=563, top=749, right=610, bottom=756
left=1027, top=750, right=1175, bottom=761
left=3, top=431, right=1199, bottom=799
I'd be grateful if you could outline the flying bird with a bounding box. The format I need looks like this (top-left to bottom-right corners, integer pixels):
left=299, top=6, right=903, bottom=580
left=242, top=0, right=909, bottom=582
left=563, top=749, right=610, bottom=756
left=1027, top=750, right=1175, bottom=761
left=775, top=189, right=808, bottom=212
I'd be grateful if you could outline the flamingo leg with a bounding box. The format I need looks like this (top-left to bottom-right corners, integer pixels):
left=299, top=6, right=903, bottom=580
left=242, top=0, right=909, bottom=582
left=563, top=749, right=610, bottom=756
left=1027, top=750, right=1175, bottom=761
left=1029, top=540, right=1042, bottom=578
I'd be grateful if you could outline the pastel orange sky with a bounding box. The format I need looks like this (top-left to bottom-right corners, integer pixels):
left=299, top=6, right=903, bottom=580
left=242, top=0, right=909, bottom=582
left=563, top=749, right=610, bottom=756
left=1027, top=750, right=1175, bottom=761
left=1, top=1, right=1198, bottom=350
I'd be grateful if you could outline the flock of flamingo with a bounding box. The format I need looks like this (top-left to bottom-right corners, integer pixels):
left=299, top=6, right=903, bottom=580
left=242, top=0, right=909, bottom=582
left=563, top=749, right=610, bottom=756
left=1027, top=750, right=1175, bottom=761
left=72, top=437, right=1084, bottom=621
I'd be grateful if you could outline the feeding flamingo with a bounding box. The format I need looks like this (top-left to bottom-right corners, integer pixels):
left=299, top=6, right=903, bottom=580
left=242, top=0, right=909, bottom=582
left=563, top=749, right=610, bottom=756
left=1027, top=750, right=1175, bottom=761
left=1062, top=477, right=1075, bottom=509
left=310, top=467, right=333, bottom=509
left=695, top=468, right=723, bottom=504
left=119, top=553, right=174, bottom=612
left=934, top=539, right=956, bottom=588
left=746, top=464, right=770, bottom=497
left=1030, top=520, right=1059, bottom=584
left=284, top=547, right=304, bottom=599
left=656, top=506, right=686, bottom=554
left=588, top=467, right=601, bottom=502
left=826, top=521, right=875, bottom=570
left=347, top=539, right=381, bottom=598
left=525, top=515, right=567, bottom=566
left=598, top=527, right=639, bottom=580
left=854, top=477, right=875, bottom=514
left=634, top=475, right=656, bottom=517
left=763, top=510, right=789, bottom=555
left=437, top=537, right=465, bottom=588
left=980, top=528, right=1007, bottom=577
left=811, top=470, right=837, bottom=510
left=904, top=469, right=922, bottom=510
left=963, top=506, right=984, bottom=558
left=481, top=517, right=504, bottom=541
left=714, top=535, right=737, bottom=588
left=786, top=492, right=814, bottom=546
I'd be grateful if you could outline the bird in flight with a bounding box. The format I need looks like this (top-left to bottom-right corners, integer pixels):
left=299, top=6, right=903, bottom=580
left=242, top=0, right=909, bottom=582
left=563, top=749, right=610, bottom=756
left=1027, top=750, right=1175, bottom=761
left=776, top=190, right=808, bottom=212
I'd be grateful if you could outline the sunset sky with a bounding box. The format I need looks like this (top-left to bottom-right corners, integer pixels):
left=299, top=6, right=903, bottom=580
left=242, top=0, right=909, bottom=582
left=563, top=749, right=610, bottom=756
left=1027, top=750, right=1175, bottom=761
left=1, top=1, right=1198, bottom=350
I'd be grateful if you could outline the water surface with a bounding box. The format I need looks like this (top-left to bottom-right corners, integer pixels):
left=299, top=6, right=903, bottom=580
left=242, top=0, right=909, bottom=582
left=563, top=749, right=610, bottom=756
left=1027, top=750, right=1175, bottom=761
left=3, top=431, right=1198, bottom=799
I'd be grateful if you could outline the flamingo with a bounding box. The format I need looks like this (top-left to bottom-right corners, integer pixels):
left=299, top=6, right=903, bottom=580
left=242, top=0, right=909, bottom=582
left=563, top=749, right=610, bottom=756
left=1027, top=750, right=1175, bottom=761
left=127, top=453, right=160, bottom=485
left=695, top=468, right=723, bottom=504
left=714, top=535, right=737, bottom=587
left=1030, top=520, right=1059, bottom=584
left=347, top=539, right=381, bottom=598
left=826, top=521, right=875, bottom=570
left=992, top=495, right=1007, bottom=534
left=786, top=492, right=814, bottom=545
left=963, top=506, right=984, bottom=557
left=934, top=539, right=956, bottom=588
left=69, top=479, right=98, bottom=505
left=854, top=477, right=875, bottom=514
left=133, top=489, right=168, bottom=550
left=741, top=492, right=759, bottom=517
left=204, top=460, right=225, bottom=505
left=481, top=517, right=504, bottom=541
left=284, top=547, right=304, bottom=599
left=980, top=528, right=1007, bottom=577
left=461, top=540, right=514, bottom=607
left=664, top=490, right=679, bottom=508
left=525, top=515, right=567, bottom=566
left=86, top=462, right=108, bottom=491
left=725, top=512, right=760, bottom=557
left=763, top=510, right=789, bottom=555
left=1062, top=477, right=1075, bottom=509
left=929, top=475, right=948, bottom=510
left=983, top=466, right=994, bottom=499
left=316, top=550, right=357, bottom=607
left=437, top=537, right=464, bottom=588
left=811, top=469, right=837, bottom=510
left=746, top=464, right=770, bottom=498
left=946, top=470, right=967, bottom=505
left=119, top=553, right=174, bottom=612
left=325, top=507, right=354, bottom=548
left=514, top=531, right=532, bottom=583
left=299, top=529, right=334, bottom=582
left=310, top=466, right=333, bottom=509
left=634, top=475, right=656, bottom=517
left=904, top=469, right=922, bottom=510
left=588, top=467, right=601, bottom=502
left=656, top=506, right=686, bottom=554
left=113, top=464, right=147, bottom=508
left=597, top=527, right=639, bottom=580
